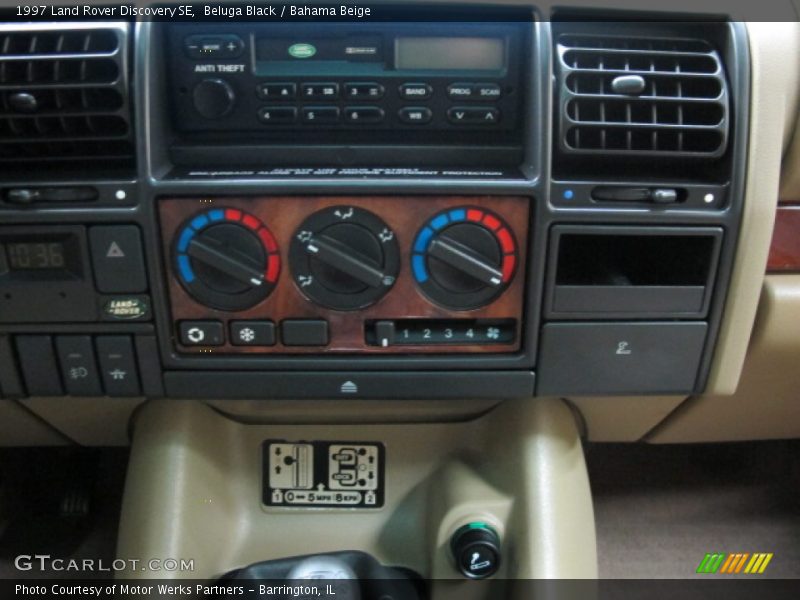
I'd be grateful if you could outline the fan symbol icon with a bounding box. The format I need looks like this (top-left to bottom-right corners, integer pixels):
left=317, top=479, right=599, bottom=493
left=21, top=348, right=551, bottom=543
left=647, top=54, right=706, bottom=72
left=239, top=328, right=256, bottom=343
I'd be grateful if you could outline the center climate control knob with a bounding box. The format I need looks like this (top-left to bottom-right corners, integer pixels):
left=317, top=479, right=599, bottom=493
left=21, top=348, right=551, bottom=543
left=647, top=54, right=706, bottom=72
left=289, top=206, right=400, bottom=311
left=412, top=207, right=518, bottom=311
left=174, top=208, right=280, bottom=311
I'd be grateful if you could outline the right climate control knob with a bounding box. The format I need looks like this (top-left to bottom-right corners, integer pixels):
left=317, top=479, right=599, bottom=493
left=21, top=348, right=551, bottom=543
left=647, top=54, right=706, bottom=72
left=412, top=207, right=518, bottom=311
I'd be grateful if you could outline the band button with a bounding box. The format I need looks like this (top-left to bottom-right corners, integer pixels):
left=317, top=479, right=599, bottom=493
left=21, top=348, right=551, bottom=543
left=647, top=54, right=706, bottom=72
left=399, top=83, right=433, bottom=100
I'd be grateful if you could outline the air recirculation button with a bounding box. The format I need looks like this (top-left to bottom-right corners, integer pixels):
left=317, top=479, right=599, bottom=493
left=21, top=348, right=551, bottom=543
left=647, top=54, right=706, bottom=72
left=290, top=206, right=400, bottom=311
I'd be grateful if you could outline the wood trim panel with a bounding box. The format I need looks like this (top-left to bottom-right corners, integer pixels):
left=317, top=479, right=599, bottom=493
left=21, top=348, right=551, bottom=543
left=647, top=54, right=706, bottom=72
left=159, top=195, right=530, bottom=355
left=767, top=204, right=800, bottom=272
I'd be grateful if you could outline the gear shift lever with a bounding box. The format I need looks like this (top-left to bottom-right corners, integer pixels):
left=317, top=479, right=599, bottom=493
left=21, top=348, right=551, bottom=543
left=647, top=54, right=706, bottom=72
left=220, top=550, right=425, bottom=600
left=287, top=555, right=360, bottom=600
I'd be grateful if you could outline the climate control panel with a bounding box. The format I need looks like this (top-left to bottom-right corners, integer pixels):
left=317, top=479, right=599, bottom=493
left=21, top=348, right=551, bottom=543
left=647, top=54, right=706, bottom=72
left=159, top=196, right=529, bottom=355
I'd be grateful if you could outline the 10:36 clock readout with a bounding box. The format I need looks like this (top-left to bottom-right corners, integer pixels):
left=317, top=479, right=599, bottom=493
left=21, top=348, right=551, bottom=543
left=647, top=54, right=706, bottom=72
left=2, top=242, right=66, bottom=270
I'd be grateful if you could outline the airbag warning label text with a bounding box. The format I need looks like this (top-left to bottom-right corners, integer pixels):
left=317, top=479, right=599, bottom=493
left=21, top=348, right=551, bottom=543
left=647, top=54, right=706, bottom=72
left=263, top=440, right=384, bottom=509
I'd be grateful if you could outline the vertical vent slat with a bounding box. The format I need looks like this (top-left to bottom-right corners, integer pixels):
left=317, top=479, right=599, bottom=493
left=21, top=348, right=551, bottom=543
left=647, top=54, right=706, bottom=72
left=557, top=32, right=729, bottom=157
left=0, top=24, right=131, bottom=166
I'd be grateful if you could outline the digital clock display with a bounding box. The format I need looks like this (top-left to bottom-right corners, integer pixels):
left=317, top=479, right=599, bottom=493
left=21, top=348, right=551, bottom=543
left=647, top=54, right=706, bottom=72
left=4, top=241, right=67, bottom=270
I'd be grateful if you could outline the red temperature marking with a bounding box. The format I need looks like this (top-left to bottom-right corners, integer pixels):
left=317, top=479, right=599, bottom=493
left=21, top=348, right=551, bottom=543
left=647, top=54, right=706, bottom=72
left=242, top=214, right=260, bottom=230
left=225, top=208, right=242, bottom=221
left=266, top=255, right=280, bottom=283
left=482, top=214, right=501, bottom=231
left=258, top=228, right=278, bottom=253
left=501, top=255, right=516, bottom=282
left=497, top=228, right=515, bottom=254
left=467, top=209, right=484, bottom=222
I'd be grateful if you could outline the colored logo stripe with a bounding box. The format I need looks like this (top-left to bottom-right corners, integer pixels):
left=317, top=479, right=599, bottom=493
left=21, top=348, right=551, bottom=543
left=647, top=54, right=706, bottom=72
left=696, top=553, right=773, bottom=575
left=697, top=553, right=726, bottom=574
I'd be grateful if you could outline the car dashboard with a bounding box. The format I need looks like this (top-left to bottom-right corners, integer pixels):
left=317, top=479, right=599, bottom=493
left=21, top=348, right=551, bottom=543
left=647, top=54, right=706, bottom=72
left=0, top=0, right=799, bottom=590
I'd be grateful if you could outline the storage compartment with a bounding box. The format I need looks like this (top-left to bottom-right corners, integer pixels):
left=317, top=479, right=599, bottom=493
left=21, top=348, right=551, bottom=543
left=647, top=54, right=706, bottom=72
left=546, top=226, right=723, bottom=319
left=537, top=321, right=708, bottom=395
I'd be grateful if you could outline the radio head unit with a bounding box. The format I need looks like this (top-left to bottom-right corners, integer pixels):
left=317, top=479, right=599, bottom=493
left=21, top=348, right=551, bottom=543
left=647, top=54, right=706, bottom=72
left=166, top=19, right=530, bottom=166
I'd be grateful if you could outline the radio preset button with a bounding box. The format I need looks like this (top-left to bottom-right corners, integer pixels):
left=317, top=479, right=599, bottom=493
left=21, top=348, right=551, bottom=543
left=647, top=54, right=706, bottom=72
left=475, top=83, right=503, bottom=99
left=302, top=106, right=340, bottom=124
left=184, top=34, right=244, bottom=60
left=257, top=82, right=297, bottom=100
left=258, top=106, right=297, bottom=124
left=447, top=107, right=500, bottom=125
left=345, top=106, right=385, bottom=124
left=399, top=83, right=433, bottom=100
left=447, top=83, right=475, bottom=99
left=344, top=82, right=385, bottom=99
left=399, top=107, right=433, bottom=125
left=302, top=83, right=339, bottom=100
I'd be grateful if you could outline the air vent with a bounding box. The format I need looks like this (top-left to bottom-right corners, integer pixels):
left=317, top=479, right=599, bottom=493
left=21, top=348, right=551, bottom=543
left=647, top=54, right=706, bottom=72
left=556, top=33, right=729, bottom=157
left=0, top=24, right=133, bottom=170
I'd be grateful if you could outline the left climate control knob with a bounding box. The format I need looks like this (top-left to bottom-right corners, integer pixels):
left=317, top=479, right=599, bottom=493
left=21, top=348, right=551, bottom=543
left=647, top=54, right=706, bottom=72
left=174, top=208, right=280, bottom=311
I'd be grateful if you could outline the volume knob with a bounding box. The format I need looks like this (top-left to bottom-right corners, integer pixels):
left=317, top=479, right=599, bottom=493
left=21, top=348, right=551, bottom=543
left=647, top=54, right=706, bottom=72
left=192, top=78, right=235, bottom=119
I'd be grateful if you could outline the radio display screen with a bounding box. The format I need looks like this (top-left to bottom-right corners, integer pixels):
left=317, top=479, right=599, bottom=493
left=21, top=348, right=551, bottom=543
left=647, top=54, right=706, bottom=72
left=394, top=37, right=505, bottom=71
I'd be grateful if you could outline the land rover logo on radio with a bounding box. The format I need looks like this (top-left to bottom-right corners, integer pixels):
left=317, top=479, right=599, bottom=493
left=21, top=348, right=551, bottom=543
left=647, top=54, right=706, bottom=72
left=288, top=43, right=316, bottom=59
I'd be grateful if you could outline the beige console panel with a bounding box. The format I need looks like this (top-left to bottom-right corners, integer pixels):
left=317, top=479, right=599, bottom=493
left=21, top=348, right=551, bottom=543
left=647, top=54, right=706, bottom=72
left=117, top=398, right=597, bottom=586
left=648, top=276, right=800, bottom=443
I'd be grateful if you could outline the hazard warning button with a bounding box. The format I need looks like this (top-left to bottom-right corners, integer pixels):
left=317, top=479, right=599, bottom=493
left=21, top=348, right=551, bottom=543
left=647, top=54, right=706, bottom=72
left=89, top=225, right=147, bottom=293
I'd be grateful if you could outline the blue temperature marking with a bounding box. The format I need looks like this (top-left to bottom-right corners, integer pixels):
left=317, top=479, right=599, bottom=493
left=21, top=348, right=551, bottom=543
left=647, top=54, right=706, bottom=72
left=208, top=209, right=224, bottom=222
left=449, top=209, right=466, bottom=222
left=431, top=214, right=449, bottom=230
left=177, top=254, right=195, bottom=283
left=177, top=227, right=195, bottom=253
left=412, top=254, right=428, bottom=282
left=191, top=214, right=209, bottom=230
left=414, top=227, right=434, bottom=253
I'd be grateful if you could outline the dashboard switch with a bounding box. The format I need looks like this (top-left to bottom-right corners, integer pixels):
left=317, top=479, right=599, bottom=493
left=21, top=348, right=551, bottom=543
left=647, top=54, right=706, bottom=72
left=55, top=336, right=102, bottom=396
left=96, top=336, right=140, bottom=397
left=281, top=320, right=329, bottom=346
left=231, top=321, right=276, bottom=346
left=15, top=336, right=63, bottom=396
left=373, top=321, right=396, bottom=347
left=451, top=523, right=501, bottom=579
left=179, top=321, right=224, bottom=346
left=89, top=225, right=147, bottom=294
